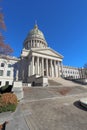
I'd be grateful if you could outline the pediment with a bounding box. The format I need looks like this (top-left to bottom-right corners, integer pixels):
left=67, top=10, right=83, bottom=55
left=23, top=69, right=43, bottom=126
left=31, top=48, right=63, bottom=58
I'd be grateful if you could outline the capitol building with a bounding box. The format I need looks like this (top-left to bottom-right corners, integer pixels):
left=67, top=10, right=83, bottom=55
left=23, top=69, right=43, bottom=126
left=0, top=24, right=85, bottom=87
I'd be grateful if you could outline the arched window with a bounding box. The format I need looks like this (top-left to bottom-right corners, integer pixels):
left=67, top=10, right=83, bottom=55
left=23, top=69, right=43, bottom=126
left=1, top=63, right=4, bottom=67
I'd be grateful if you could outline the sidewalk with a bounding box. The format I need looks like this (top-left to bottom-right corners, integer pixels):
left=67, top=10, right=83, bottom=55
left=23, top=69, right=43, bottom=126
left=0, top=103, right=30, bottom=130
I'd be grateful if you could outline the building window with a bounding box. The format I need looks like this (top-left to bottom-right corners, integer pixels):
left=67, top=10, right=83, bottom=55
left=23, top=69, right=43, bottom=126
left=1, top=63, right=4, bottom=67
left=0, top=70, right=3, bottom=76
left=0, top=81, right=1, bottom=86
left=8, top=64, right=12, bottom=68
left=5, top=81, right=9, bottom=85
left=7, top=71, right=11, bottom=76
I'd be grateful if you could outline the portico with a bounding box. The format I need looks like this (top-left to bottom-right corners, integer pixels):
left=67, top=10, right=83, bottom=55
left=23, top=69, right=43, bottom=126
left=28, top=53, right=62, bottom=78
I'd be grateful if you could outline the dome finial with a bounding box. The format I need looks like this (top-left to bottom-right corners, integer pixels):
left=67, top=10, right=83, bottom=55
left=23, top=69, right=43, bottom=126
left=34, top=20, right=38, bottom=29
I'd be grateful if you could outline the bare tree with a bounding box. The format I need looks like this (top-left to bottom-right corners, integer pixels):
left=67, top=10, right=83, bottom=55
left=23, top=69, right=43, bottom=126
left=83, top=63, right=87, bottom=78
left=84, top=63, right=87, bottom=69
left=0, top=4, right=13, bottom=55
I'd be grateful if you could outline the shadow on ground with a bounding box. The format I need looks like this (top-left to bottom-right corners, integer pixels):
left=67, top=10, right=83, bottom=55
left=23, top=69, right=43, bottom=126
left=73, top=100, right=87, bottom=111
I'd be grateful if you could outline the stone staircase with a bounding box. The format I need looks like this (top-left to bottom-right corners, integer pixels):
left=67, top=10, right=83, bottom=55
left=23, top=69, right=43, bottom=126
left=48, top=77, right=83, bottom=87
left=48, top=79, right=62, bottom=87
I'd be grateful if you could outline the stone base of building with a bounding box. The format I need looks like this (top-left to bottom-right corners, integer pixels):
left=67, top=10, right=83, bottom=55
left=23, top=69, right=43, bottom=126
left=13, top=81, right=24, bottom=100
left=27, top=74, right=48, bottom=87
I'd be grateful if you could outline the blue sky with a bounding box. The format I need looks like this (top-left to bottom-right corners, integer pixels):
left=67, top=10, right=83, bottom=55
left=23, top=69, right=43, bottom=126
left=1, top=0, right=87, bottom=67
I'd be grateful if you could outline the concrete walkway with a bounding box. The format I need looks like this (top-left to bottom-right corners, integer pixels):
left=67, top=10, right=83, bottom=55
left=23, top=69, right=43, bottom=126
left=0, top=103, right=30, bottom=130
left=0, top=85, right=87, bottom=130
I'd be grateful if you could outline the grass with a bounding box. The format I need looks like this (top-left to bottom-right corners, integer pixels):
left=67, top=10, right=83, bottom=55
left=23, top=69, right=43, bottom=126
left=0, top=104, right=17, bottom=113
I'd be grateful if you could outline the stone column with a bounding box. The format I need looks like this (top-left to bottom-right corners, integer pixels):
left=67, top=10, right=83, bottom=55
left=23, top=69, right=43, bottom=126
left=56, top=61, right=58, bottom=77
left=50, top=59, right=53, bottom=77
left=28, top=41, right=30, bottom=49
left=30, top=41, right=31, bottom=48
left=61, top=62, right=63, bottom=77
left=30, top=59, right=32, bottom=76
left=58, top=61, right=60, bottom=77
left=54, top=60, right=56, bottom=77
left=36, top=57, right=37, bottom=74
left=39, top=58, right=42, bottom=76
left=37, top=57, right=39, bottom=75
left=32, top=40, right=33, bottom=47
left=33, top=40, right=36, bottom=47
left=34, top=40, right=35, bottom=47
left=54, top=60, right=58, bottom=77
left=46, top=59, right=48, bottom=77
left=28, top=62, right=30, bottom=77
left=41, top=58, right=44, bottom=76
left=32, top=56, right=34, bottom=75
left=52, top=60, right=55, bottom=77
left=31, top=40, right=32, bottom=47
left=50, top=60, right=51, bottom=77
left=35, top=58, right=37, bottom=74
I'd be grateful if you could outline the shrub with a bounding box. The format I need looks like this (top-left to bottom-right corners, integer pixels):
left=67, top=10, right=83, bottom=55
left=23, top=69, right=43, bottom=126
left=0, top=93, right=18, bottom=113
left=0, top=85, right=8, bottom=91
left=0, top=85, right=13, bottom=94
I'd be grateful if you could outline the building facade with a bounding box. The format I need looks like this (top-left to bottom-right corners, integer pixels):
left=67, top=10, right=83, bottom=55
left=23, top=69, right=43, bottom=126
left=62, top=66, right=82, bottom=79
left=19, top=24, right=63, bottom=83
left=0, top=55, right=19, bottom=87
left=0, top=24, right=85, bottom=87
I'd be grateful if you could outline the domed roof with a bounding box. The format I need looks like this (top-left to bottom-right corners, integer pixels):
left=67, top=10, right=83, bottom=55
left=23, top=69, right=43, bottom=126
left=27, top=24, right=45, bottom=40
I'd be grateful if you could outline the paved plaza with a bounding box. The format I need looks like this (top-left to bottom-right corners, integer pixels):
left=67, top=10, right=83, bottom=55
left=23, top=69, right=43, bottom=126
left=1, top=85, right=87, bottom=130
left=21, top=86, right=87, bottom=130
